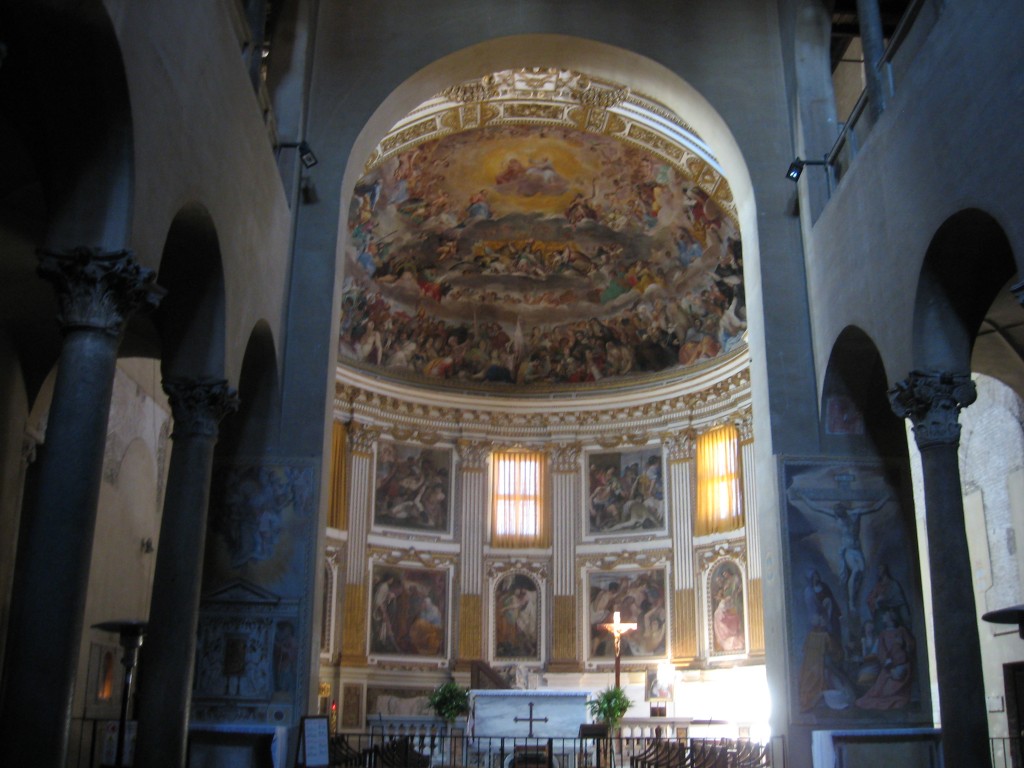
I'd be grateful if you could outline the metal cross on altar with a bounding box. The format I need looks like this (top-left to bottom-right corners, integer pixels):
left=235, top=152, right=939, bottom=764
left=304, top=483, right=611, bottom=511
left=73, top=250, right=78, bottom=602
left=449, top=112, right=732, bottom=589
left=600, top=610, right=637, bottom=688
left=513, top=701, right=549, bottom=737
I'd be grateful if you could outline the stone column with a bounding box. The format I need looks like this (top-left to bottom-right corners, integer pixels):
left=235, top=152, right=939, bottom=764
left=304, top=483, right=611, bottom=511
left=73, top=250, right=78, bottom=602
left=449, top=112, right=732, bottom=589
left=856, top=0, right=888, bottom=119
left=666, top=432, right=697, bottom=662
left=135, top=377, right=238, bottom=768
left=889, top=370, right=987, bottom=768
left=550, top=443, right=581, bottom=670
left=456, top=439, right=489, bottom=665
left=0, top=248, right=161, bottom=768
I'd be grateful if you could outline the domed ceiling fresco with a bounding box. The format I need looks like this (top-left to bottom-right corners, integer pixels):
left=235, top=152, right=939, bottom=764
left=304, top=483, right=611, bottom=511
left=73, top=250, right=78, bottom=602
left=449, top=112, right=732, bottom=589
left=339, top=69, right=745, bottom=393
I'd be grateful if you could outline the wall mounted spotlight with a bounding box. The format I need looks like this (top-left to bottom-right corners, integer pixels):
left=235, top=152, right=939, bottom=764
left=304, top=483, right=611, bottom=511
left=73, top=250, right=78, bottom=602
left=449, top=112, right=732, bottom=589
left=786, top=157, right=829, bottom=182
left=298, top=141, right=318, bottom=169
left=278, top=140, right=318, bottom=168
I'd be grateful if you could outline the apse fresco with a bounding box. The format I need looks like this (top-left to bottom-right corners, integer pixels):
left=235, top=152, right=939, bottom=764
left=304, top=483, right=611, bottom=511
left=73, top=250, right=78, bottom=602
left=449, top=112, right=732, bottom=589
left=340, top=124, right=745, bottom=390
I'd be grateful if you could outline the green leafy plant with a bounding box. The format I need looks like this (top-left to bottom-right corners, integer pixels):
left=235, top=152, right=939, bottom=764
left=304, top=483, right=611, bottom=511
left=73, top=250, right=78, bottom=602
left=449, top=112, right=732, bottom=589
left=587, top=686, right=632, bottom=731
left=428, top=681, right=470, bottom=724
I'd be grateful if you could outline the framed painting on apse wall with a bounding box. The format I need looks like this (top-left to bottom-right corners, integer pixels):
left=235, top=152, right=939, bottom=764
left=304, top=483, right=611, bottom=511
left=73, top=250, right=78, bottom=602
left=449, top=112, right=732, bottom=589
left=492, top=572, right=542, bottom=662
left=368, top=563, right=450, bottom=661
left=373, top=441, right=453, bottom=535
left=780, top=457, right=931, bottom=726
left=588, top=567, right=668, bottom=661
left=706, top=558, right=746, bottom=656
left=586, top=447, right=665, bottom=535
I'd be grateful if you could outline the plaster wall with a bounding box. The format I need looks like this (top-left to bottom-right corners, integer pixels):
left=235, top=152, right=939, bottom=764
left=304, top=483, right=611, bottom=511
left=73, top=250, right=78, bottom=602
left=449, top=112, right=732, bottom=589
left=102, top=0, right=293, bottom=386
left=804, top=0, right=1024, bottom=394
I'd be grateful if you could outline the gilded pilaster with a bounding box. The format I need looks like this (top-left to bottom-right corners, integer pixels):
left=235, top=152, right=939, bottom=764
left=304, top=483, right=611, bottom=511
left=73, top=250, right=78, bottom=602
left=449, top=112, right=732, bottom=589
left=747, top=578, right=765, bottom=654
left=672, top=588, right=698, bottom=662
left=549, top=595, right=578, bottom=669
left=459, top=594, right=483, bottom=660
left=340, top=583, right=368, bottom=665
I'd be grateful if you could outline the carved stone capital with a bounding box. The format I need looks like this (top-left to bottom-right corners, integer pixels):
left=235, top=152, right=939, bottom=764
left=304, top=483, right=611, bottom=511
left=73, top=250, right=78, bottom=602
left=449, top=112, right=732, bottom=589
left=551, top=442, right=582, bottom=473
left=456, top=439, right=490, bottom=471
left=348, top=422, right=379, bottom=454
left=889, top=370, right=976, bottom=449
left=163, top=377, right=239, bottom=439
left=37, top=247, right=164, bottom=337
left=663, top=431, right=695, bottom=461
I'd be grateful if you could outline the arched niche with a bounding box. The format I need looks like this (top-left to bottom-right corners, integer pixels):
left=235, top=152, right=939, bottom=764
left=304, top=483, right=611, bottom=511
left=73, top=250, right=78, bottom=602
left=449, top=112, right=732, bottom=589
left=913, top=209, right=1016, bottom=375
left=154, top=203, right=228, bottom=379
left=217, top=320, right=282, bottom=459
left=820, top=325, right=907, bottom=460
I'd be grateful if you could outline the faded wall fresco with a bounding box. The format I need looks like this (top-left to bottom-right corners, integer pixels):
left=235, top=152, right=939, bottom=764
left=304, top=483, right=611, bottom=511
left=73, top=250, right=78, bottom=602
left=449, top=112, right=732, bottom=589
left=781, top=459, right=931, bottom=726
left=340, top=124, right=745, bottom=390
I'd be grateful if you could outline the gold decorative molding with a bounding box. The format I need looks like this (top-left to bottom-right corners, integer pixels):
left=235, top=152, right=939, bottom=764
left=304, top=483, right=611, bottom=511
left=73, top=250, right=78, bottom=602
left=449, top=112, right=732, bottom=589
left=335, top=364, right=750, bottom=445
left=747, top=578, right=765, bottom=655
left=459, top=594, right=483, bottom=660
left=341, top=583, right=368, bottom=663
left=672, top=588, right=698, bottom=662
left=551, top=595, right=577, bottom=664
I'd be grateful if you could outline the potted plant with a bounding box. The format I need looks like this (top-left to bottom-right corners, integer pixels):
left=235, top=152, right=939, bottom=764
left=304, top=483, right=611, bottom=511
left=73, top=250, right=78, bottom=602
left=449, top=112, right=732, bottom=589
left=587, top=686, right=632, bottom=733
left=428, top=681, right=470, bottom=725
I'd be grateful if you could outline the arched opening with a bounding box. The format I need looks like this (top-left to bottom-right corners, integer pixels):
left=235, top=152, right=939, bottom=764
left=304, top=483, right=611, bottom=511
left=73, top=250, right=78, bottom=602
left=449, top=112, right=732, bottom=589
left=913, top=208, right=1016, bottom=374
left=217, top=321, right=282, bottom=459
left=154, top=204, right=228, bottom=378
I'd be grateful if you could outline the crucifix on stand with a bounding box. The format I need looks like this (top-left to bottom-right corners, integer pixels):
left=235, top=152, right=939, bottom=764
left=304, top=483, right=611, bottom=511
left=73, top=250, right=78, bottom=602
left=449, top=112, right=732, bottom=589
left=600, top=611, right=637, bottom=688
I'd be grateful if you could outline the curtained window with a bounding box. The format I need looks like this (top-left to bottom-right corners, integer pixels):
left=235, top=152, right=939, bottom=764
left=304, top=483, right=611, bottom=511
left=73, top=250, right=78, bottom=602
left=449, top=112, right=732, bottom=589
left=491, top=450, right=549, bottom=548
left=695, top=424, right=743, bottom=536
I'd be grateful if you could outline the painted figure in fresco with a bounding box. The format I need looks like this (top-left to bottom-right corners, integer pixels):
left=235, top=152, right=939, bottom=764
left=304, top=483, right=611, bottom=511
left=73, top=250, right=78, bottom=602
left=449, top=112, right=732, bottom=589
left=788, top=487, right=892, bottom=613
left=494, top=574, right=539, bottom=659
left=855, top=610, right=915, bottom=710
left=711, top=564, right=744, bottom=653
left=865, top=563, right=910, bottom=630
left=589, top=571, right=667, bottom=659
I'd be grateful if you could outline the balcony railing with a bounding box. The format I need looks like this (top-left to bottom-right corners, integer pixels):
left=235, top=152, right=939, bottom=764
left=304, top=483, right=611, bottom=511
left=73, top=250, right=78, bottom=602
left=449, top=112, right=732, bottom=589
left=824, top=0, right=937, bottom=191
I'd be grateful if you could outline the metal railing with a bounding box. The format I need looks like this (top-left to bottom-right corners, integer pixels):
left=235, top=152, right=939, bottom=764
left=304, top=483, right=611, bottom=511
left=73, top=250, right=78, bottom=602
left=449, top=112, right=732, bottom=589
left=824, top=0, right=934, bottom=191
left=322, top=732, right=776, bottom=768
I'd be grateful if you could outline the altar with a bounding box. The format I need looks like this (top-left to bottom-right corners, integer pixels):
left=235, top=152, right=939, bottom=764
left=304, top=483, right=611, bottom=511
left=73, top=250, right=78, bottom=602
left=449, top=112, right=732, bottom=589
left=470, top=689, right=590, bottom=739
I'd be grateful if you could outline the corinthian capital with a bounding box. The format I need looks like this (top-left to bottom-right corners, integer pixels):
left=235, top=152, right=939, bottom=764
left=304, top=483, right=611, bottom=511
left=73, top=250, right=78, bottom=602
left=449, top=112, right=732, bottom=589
left=456, top=439, right=490, bottom=471
left=551, top=442, right=582, bottom=473
left=37, top=247, right=164, bottom=337
left=888, top=370, right=976, bottom=449
left=163, top=377, right=240, bottom=439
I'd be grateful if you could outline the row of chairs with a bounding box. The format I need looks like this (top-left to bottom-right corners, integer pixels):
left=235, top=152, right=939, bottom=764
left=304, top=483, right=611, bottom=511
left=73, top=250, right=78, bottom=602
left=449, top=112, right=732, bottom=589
left=630, top=738, right=770, bottom=768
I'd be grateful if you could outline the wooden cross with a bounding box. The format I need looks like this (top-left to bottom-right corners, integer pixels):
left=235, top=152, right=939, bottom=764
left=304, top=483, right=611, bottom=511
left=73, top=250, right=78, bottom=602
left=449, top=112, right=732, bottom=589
left=513, top=701, right=549, bottom=737
left=600, top=610, right=637, bottom=688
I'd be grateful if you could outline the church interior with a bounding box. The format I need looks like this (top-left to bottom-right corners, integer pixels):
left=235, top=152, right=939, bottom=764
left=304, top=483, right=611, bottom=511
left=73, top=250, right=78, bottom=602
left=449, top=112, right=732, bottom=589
left=1, top=2, right=1022, bottom=767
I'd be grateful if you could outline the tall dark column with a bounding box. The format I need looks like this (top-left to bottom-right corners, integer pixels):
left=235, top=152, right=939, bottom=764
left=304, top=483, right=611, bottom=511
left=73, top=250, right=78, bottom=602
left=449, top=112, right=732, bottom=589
left=134, top=377, right=238, bottom=768
left=0, top=248, right=161, bottom=768
left=856, top=0, right=888, bottom=120
left=889, top=370, right=988, bottom=767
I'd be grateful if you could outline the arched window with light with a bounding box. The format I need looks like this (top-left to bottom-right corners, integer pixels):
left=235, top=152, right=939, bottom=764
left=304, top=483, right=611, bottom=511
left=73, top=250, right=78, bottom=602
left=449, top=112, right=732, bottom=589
left=491, top=449, right=549, bottom=548
left=695, top=424, right=743, bottom=536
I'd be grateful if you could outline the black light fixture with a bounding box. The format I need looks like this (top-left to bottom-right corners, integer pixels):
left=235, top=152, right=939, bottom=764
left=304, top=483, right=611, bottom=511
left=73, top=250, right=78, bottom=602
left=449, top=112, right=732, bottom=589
left=298, top=141, right=318, bottom=169
left=786, top=156, right=829, bottom=182
left=278, top=140, right=318, bottom=169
